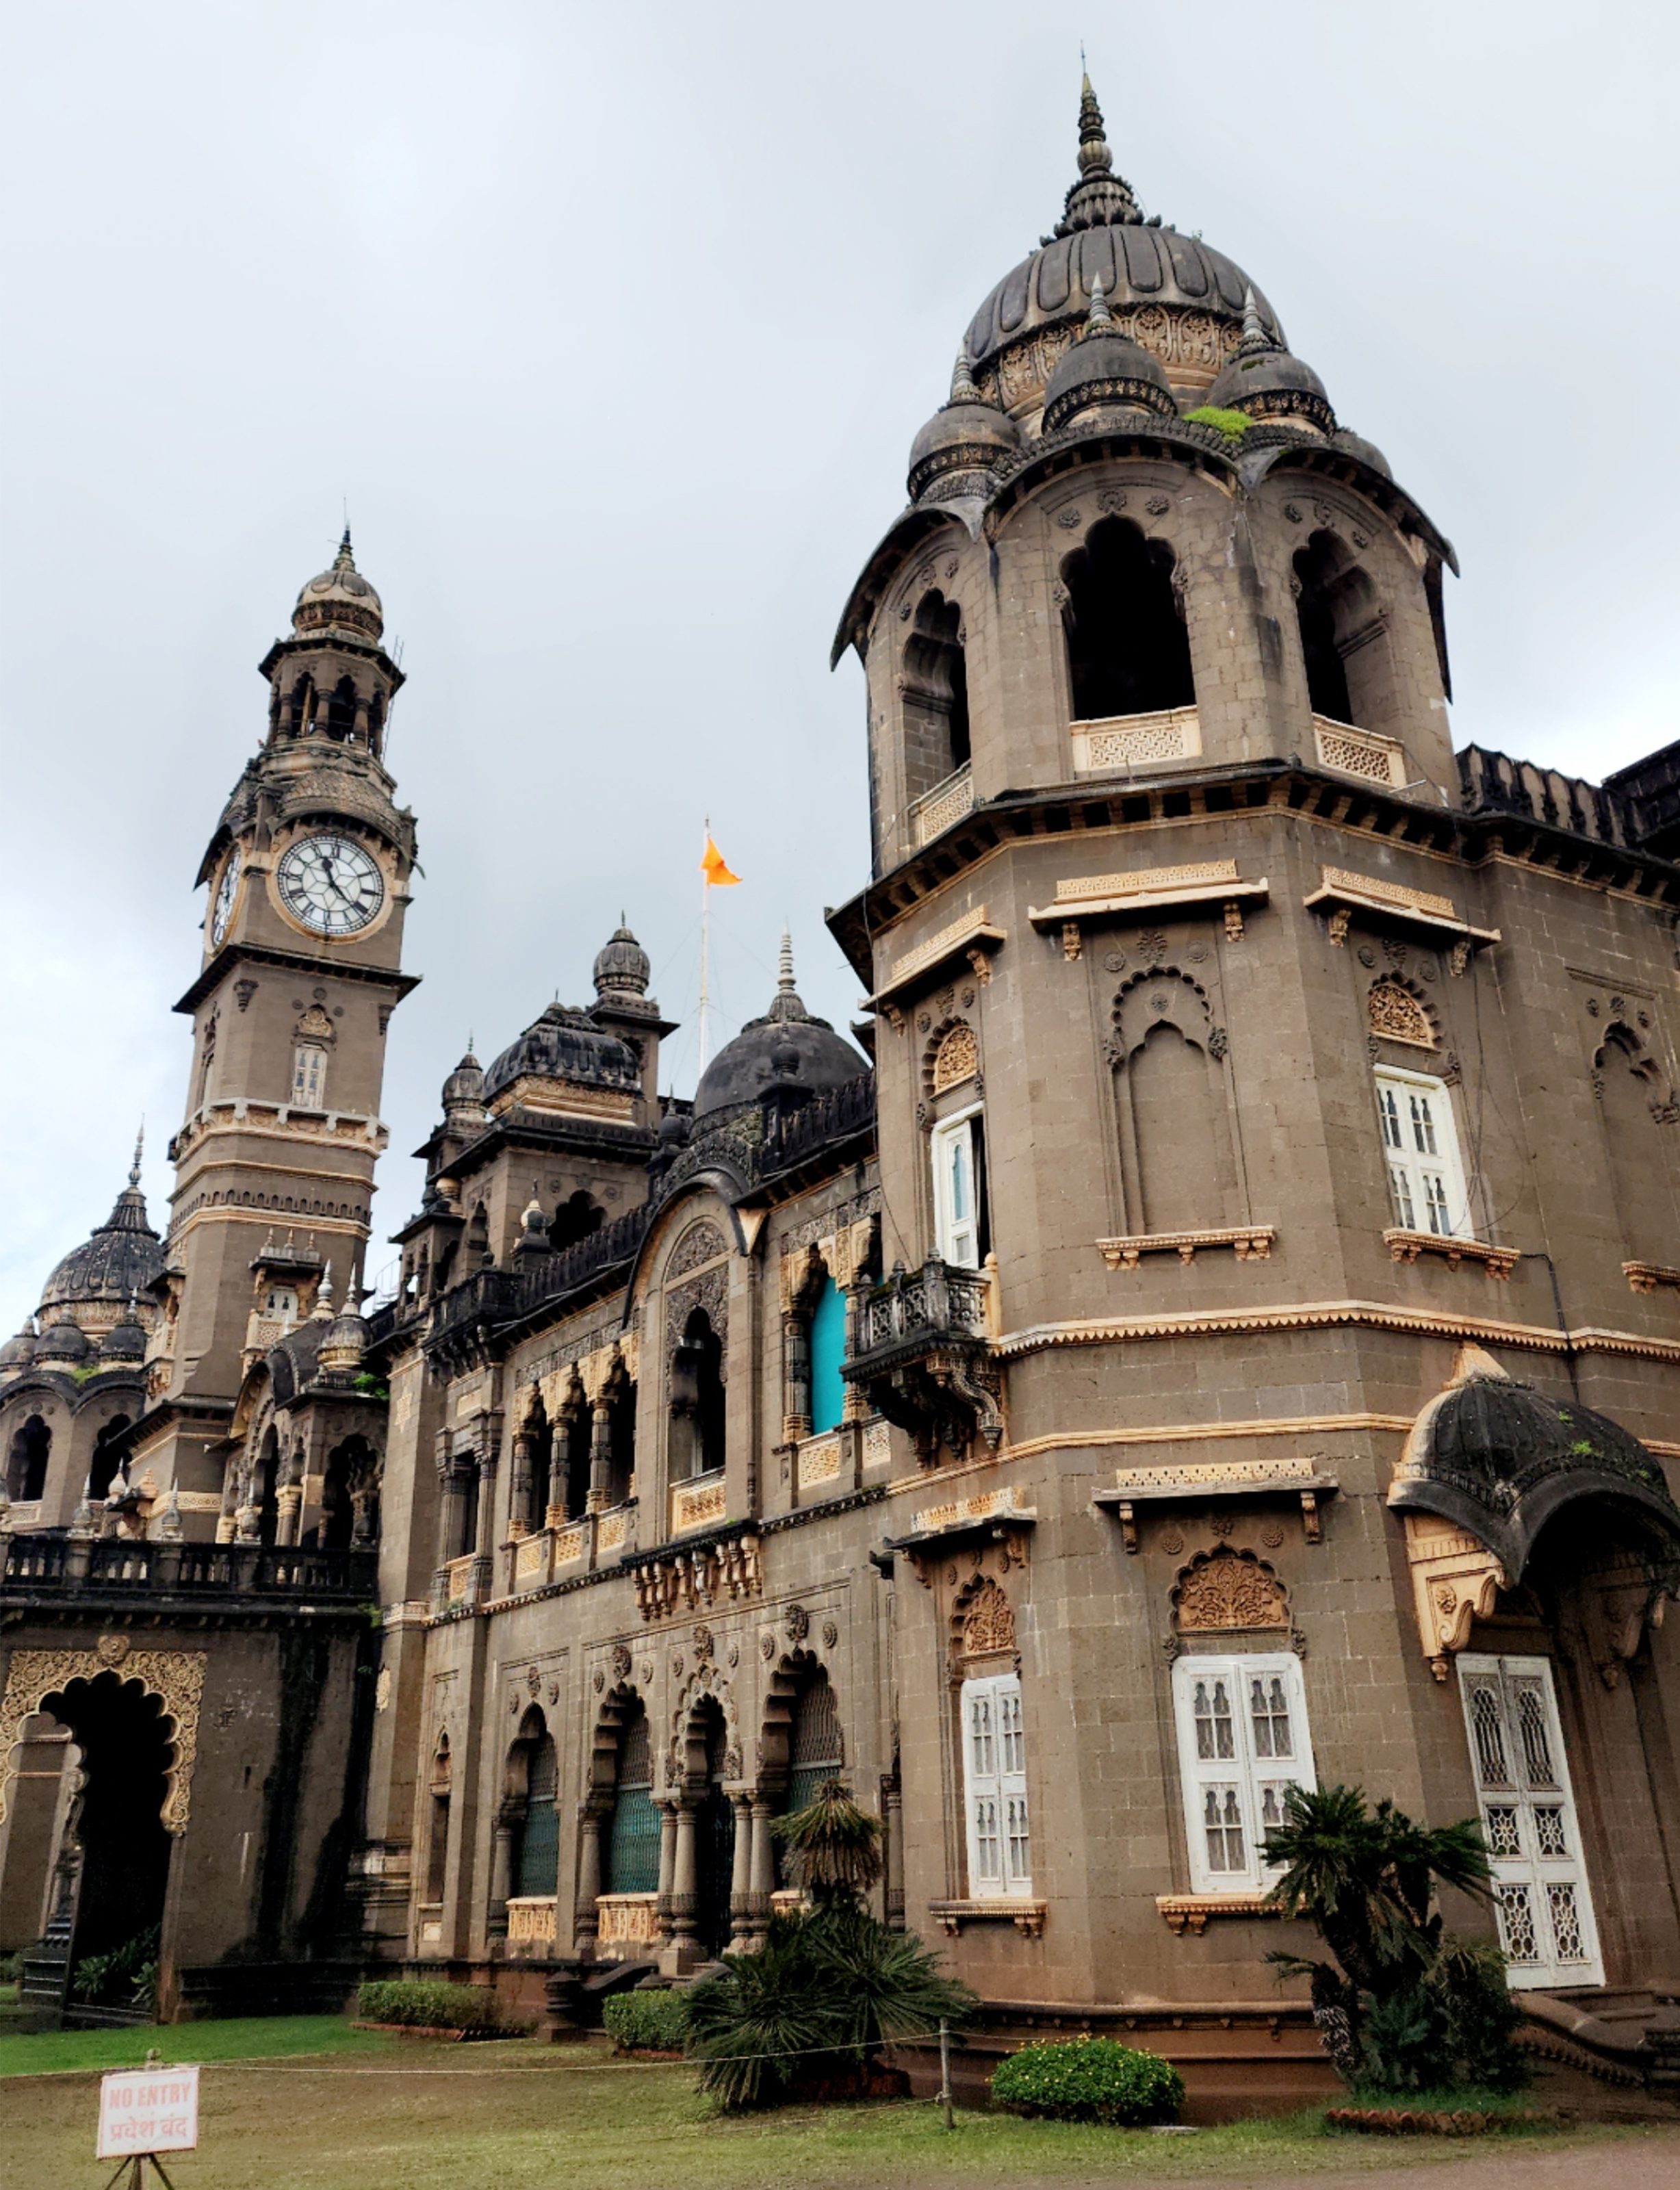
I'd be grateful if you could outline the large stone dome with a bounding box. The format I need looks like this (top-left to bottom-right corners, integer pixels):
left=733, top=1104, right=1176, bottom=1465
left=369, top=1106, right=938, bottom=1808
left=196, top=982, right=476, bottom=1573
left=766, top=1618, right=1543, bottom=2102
left=38, top=1139, right=164, bottom=1325
left=483, top=1003, right=641, bottom=1109
left=292, top=529, right=383, bottom=642
left=694, top=938, right=867, bottom=1121
left=960, top=78, right=1279, bottom=424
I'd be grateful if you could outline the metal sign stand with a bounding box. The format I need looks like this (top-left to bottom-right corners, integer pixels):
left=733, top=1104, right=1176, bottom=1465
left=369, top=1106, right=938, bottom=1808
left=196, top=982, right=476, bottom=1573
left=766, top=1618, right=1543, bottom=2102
left=100, top=2159, right=178, bottom=2190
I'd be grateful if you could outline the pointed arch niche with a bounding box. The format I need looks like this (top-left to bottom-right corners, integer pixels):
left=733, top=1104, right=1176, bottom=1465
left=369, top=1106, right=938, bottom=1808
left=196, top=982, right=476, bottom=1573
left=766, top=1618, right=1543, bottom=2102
left=1594, top=1022, right=1680, bottom=1280
left=1107, top=969, right=1243, bottom=1240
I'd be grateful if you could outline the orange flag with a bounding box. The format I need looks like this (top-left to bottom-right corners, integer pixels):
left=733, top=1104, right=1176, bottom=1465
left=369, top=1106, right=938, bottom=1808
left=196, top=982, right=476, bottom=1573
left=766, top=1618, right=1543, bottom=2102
left=701, top=834, right=742, bottom=886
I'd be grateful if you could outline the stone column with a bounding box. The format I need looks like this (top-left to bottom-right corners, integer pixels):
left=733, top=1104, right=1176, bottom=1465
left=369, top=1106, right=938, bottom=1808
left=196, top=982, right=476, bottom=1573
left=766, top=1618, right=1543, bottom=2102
left=488, top=1801, right=517, bottom=1940
left=574, top=1807, right=603, bottom=1958
left=431, top=1433, right=462, bottom=1603
left=841, top=1283, right=870, bottom=1424
left=727, top=1793, right=754, bottom=1950
left=656, top=1799, right=678, bottom=1943
left=275, top=1478, right=303, bottom=1547
left=749, top=1796, right=777, bottom=1942
left=669, top=1802, right=698, bottom=1956
left=471, top=1451, right=499, bottom=1599
left=782, top=1313, right=811, bottom=1445
left=508, top=1432, right=534, bottom=1538
left=883, top=1781, right=906, bottom=1931
left=587, top=1401, right=614, bottom=1513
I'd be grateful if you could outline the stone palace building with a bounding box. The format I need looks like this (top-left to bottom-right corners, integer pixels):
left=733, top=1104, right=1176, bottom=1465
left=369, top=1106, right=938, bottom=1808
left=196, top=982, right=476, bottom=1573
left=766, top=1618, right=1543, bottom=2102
left=5, top=79, right=1680, bottom=2100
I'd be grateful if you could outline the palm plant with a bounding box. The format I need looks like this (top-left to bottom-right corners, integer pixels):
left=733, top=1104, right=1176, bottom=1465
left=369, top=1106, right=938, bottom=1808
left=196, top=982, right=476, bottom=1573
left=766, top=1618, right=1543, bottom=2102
left=771, top=1778, right=883, bottom=1906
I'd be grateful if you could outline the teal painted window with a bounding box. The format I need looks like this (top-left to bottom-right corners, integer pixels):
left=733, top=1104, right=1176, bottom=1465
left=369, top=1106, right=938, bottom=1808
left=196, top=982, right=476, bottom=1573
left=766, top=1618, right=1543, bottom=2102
left=607, top=1711, right=660, bottom=1894
left=809, top=1280, right=847, bottom=1434
left=515, top=1734, right=560, bottom=1897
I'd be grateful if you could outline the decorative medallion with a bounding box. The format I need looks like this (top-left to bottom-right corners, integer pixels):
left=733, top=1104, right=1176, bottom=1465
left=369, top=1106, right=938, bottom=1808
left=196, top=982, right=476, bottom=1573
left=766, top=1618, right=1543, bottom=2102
left=727, top=1642, right=739, bottom=1669
left=786, top=1604, right=810, bottom=1643
left=1261, top=1519, right=1285, bottom=1549
left=592, top=1668, right=605, bottom=1693
left=821, top=1620, right=839, bottom=1651
left=671, top=1653, right=684, bottom=1679
left=1356, top=945, right=1378, bottom=969
left=1159, top=1528, right=1185, bottom=1557
left=610, top=1642, right=632, bottom=1683
left=547, top=1679, right=560, bottom=1705
left=1146, top=493, right=1170, bottom=517
left=1104, top=951, right=1126, bottom=975
left=526, top=1664, right=542, bottom=1696
left=95, top=1634, right=131, bottom=1668
left=1057, top=507, right=1082, bottom=528
left=760, top=1631, right=775, bottom=1662
left=640, top=1661, right=653, bottom=1686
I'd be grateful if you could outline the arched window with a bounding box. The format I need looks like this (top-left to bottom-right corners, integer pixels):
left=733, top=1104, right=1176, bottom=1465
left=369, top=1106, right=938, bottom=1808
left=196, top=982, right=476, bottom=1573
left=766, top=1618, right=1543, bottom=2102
left=1293, top=530, right=1391, bottom=734
left=1598, top=1028, right=1680, bottom=1267
left=550, top=1191, right=606, bottom=1253
left=465, top=1205, right=491, bottom=1267
left=931, top=1106, right=989, bottom=1268
left=426, top=1736, right=452, bottom=1903
left=901, top=591, right=970, bottom=801
left=325, top=676, right=358, bottom=740
left=88, top=1416, right=131, bottom=1501
left=287, top=675, right=314, bottom=735
left=1061, top=517, right=1193, bottom=723
left=513, top=1708, right=560, bottom=1899
left=320, top=1434, right=378, bottom=1549
left=784, top=1669, right=843, bottom=1822
left=8, top=1415, right=51, bottom=1502
left=560, top=1395, right=591, bottom=1521
left=808, top=1280, right=847, bottom=1435
left=525, top=1399, right=554, bottom=1527
left=604, top=1374, right=636, bottom=1507
left=606, top=1704, right=660, bottom=1894
left=292, top=1044, right=327, bottom=1106
left=669, top=1307, right=725, bottom=1482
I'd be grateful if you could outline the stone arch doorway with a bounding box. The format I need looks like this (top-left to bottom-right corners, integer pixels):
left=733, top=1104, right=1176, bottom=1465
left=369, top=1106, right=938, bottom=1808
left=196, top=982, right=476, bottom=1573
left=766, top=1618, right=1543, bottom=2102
left=33, top=1673, right=176, bottom=2016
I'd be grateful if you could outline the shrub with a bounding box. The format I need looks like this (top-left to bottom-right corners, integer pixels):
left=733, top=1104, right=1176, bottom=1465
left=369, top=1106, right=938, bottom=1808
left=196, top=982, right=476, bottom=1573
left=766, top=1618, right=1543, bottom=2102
left=992, top=2036, right=1184, bottom=2126
left=604, top=1987, right=689, bottom=2053
left=354, top=1978, right=502, bottom=2030
left=72, top=1926, right=159, bottom=2011
left=1185, top=404, right=1252, bottom=438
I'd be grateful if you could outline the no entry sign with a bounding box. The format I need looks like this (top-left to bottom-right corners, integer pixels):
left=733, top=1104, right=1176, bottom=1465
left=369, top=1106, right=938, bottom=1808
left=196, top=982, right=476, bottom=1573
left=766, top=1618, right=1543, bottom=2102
left=96, top=2065, right=199, bottom=2160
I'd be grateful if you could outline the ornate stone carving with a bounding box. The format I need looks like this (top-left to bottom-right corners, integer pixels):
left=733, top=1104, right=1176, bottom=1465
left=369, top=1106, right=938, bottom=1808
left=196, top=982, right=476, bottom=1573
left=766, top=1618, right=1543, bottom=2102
left=669, top=1220, right=728, bottom=1279
left=610, top=1642, right=632, bottom=1683
left=0, top=1647, right=207, bottom=1834
left=956, top=1577, right=1017, bottom=1662
left=929, top=1022, right=978, bottom=1095
left=785, top=1604, right=810, bottom=1643
left=1369, top=977, right=1436, bottom=1048
left=1172, top=1548, right=1289, bottom=1633
left=667, top=1264, right=727, bottom=1351
left=1400, top=1510, right=1507, bottom=1681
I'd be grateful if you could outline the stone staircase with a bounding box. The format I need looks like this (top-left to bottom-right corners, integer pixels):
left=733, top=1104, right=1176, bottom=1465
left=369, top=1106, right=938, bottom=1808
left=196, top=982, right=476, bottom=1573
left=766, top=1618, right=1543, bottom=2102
left=1521, top=1987, right=1680, bottom=2099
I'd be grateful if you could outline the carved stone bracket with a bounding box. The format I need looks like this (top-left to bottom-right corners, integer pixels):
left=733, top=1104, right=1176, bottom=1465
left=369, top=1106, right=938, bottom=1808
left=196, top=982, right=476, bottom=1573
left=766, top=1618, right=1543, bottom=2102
left=929, top=1897, right=1046, bottom=1937
left=1401, top=1510, right=1507, bottom=1681
left=1625, top=1261, right=1680, bottom=1296
left=1094, top=1461, right=1336, bottom=1554
left=1098, top=1226, right=1275, bottom=1270
left=1384, top=1231, right=1519, bottom=1279
left=1157, top=1894, right=1285, bottom=1935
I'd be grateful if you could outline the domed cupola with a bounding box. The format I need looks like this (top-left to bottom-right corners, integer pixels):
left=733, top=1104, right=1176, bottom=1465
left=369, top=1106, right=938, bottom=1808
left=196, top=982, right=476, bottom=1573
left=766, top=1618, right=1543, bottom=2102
left=441, top=1045, right=487, bottom=1126
left=36, top=1315, right=92, bottom=1367
left=37, top=1132, right=165, bottom=1330
left=101, top=1298, right=148, bottom=1362
left=1331, top=426, right=1393, bottom=479
left=318, top=1280, right=370, bottom=1378
left=292, top=528, right=384, bottom=643
left=693, top=935, right=868, bottom=1122
left=0, top=1322, right=38, bottom=1382
left=1205, top=292, right=1335, bottom=435
left=593, top=919, right=652, bottom=1003
left=907, top=352, right=1023, bottom=502
left=1042, top=279, right=1176, bottom=433
left=482, top=1002, right=643, bottom=1116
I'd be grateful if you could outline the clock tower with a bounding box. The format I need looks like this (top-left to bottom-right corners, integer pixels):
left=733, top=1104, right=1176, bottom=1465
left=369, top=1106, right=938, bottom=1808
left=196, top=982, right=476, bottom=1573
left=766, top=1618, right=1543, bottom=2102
left=135, top=534, right=418, bottom=1514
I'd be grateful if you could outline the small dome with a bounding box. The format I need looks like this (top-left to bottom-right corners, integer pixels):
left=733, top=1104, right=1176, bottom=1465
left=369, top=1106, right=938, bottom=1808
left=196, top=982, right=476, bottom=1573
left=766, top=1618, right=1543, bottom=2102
left=658, top=1107, right=691, bottom=1146
left=292, top=529, right=384, bottom=642
left=1041, top=281, right=1176, bottom=433
left=0, top=1324, right=37, bottom=1375
left=37, top=1315, right=92, bottom=1365
left=521, top=1189, right=547, bottom=1239
left=441, top=1046, right=486, bottom=1117
left=1332, top=426, right=1393, bottom=479
left=318, top=1300, right=369, bottom=1374
left=907, top=354, right=1022, bottom=502
left=38, top=1136, right=164, bottom=1319
left=1205, top=294, right=1334, bottom=433
left=693, top=935, right=868, bottom=1120
left=593, top=920, right=651, bottom=999
left=101, top=1307, right=147, bottom=1361
left=483, top=1003, right=642, bottom=1108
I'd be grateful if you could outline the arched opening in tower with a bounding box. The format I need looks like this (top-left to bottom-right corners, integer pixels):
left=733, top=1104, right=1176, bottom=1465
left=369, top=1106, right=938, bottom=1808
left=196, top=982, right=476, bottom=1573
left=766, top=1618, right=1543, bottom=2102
left=1061, top=517, right=1193, bottom=722
left=901, top=590, right=970, bottom=800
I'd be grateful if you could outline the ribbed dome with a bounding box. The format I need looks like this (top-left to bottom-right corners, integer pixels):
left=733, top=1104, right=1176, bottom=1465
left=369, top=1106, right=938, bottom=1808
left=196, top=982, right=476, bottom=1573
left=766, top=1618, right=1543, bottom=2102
left=441, top=1047, right=486, bottom=1116
left=292, top=529, right=383, bottom=642
left=1042, top=281, right=1176, bottom=432
left=101, top=1311, right=148, bottom=1362
left=483, top=1003, right=641, bottom=1107
left=0, top=1324, right=37, bottom=1375
left=694, top=937, right=868, bottom=1120
left=907, top=352, right=1023, bottom=502
left=38, top=1139, right=164, bottom=1319
left=593, top=920, right=651, bottom=999
left=961, top=77, right=1276, bottom=421
left=36, top=1315, right=92, bottom=1365
left=1205, top=296, right=1334, bottom=433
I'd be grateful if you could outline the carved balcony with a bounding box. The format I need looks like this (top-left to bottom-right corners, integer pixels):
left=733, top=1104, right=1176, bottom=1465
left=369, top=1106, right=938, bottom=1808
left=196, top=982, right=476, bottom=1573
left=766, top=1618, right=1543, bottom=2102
left=842, top=1256, right=1003, bottom=1464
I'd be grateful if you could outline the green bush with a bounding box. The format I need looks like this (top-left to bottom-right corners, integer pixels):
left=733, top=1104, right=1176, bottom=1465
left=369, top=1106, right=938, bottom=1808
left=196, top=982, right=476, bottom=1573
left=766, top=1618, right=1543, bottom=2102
left=72, top=1927, right=159, bottom=2011
left=1185, top=404, right=1252, bottom=438
left=604, top=1987, right=689, bottom=2052
left=991, top=2036, right=1184, bottom=2126
left=354, top=1979, right=502, bottom=2030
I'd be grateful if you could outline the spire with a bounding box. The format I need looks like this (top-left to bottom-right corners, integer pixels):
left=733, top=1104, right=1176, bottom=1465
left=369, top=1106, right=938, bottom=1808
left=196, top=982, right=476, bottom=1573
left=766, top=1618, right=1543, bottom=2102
left=948, top=348, right=982, bottom=404
left=1055, top=68, right=1142, bottom=236
left=1232, top=286, right=1280, bottom=359
left=778, top=929, right=797, bottom=994
left=765, top=929, right=811, bottom=1027
left=312, top=1261, right=335, bottom=1320
left=129, top=1122, right=144, bottom=1189
left=1083, top=276, right=1115, bottom=336
left=332, top=526, right=356, bottom=573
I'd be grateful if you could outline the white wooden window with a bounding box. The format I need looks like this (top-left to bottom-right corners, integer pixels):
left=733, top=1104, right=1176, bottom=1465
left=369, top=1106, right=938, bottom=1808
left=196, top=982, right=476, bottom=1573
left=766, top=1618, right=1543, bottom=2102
left=292, top=1044, right=327, bottom=1106
left=961, top=1671, right=1031, bottom=1898
left=1172, top=1653, right=1316, bottom=1895
left=1374, top=1066, right=1470, bottom=1238
left=931, top=1105, right=983, bottom=1268
left=1458, top=1654, right=1603, bottom=1987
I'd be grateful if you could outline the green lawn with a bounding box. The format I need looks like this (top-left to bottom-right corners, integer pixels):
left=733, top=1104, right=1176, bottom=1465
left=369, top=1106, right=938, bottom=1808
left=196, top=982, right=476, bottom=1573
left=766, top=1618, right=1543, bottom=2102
left=0, top=2012, right=402, bottom=2078
left=3, top=2035, right=1679, bottom=2190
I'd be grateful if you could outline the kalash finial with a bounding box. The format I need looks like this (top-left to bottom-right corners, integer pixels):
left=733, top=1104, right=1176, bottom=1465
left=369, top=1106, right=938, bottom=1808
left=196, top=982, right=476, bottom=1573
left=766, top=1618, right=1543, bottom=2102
left=1057, top=68, right=1142, bottom=235
left=1076, top=70, right=1110, bottom=179
left=948, top=348, right=982, bottom=404
left=332, top=525, right=356, bottom=573
left=778, top=929, right=797, bottom=994
left=1233, top=285, right=1280, bottom=359
left=129, top=1122, right=144, bottom=1189
left=1083, top=276, right=1115, bottom=335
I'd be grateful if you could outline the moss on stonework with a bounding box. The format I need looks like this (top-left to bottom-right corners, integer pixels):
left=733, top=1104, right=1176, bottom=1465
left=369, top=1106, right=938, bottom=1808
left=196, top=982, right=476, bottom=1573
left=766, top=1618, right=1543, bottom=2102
left=1185, top=405, right=1253, bottom=437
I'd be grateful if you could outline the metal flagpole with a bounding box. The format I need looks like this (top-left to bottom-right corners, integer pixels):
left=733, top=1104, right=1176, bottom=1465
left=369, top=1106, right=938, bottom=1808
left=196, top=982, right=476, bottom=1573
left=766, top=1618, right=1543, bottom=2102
left=698, top=817, right=712, bottom=1075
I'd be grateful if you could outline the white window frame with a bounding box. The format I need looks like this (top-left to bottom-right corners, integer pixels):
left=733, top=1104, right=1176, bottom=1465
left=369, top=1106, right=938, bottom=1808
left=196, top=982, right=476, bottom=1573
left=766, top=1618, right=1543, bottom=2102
left=1172, top=1652, right=1316, bottom=1896
left=292, top=1044, right=327, bottom=1107
left=961, top=1670, right=1031, bottom=1898
left=931, top=1103, right=983, bottom=1269
left=1374, top=1065, right=1471, bottom=1239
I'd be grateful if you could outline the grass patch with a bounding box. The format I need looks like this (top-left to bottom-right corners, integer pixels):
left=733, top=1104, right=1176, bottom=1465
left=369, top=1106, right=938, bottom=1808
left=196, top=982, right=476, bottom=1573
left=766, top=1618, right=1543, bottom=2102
left=0, top=2013, right=403, bottom=2079
left=3, top=2049, right=1675, bottom=2189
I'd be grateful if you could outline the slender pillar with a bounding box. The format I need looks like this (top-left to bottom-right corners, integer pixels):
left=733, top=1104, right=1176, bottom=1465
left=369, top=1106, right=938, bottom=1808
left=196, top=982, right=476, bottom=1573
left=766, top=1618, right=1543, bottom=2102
left=884, top=1781, right=906, bottom=1931
left=727, top=1792, right=754, bottom=1950
left=508, top=1432, right=534, bottom=1538
left=656, top=1799, right=678, bottom=1942
left=841, top=1283, right=870, bottom=1424
left=574, top=1807, right=603, bottom=1957
left=670, top=1802, right=698, bottom=1951
left=471, top=1451, right=499, bottom=1597
left=749, top=1796, right=777, bottom=1942
left=488, top=1803, right=517, bottom=1940
left=783, top=1313, right=812, bottom=1445
left=588, top=1400, right=614, bottom=1513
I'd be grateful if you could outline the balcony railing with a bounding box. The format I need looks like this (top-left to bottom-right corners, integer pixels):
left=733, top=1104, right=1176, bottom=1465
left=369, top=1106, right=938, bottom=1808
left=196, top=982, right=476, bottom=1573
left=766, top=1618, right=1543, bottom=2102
left=844, top=1256, right=1002, bottom=1461
left=855, top=1257, right=991, bottom=1356
left=1, top=1536, right=378, bottom=1601
left=907, top=762, right=974, bottom=847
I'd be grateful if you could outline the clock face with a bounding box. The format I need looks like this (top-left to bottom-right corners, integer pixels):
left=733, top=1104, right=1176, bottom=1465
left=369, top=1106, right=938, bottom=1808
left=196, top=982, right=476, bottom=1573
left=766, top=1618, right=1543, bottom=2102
left=210, top=847, right=242, bottom=946
left=275, top=833, right=386, bottom=937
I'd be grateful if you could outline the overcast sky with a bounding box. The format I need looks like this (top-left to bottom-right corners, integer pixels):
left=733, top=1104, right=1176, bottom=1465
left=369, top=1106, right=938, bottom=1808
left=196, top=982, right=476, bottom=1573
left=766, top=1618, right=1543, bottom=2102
left=3, top=1, right=1677, bottom=1332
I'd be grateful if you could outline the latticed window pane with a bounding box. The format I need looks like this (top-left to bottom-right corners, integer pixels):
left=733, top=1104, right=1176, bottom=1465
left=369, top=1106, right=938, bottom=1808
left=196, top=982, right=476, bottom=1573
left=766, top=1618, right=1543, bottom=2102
left=970, top=1692, right=995, bottom=1777
left=1388, top=1163, right=1417, bottom=1228
left=1497, top=1883, right=1540, bottom=1963
left=1005, top=1795, right=1031, bottom=1885
left=292, top=1045, right=326, bottom=1104
left=1249, top=1675, right=1293, bottom=1759
left=1514, top=1683, right=1558, bottom=1786
left=1534, top=1805, right=1568, bottom=1858
left=1194, top=1678, right=1236, bottom=1761
left=1469, top=1685, right=1511, bottom=1786
left=1000, top=1689, right=1026, bottom=1775
left=1485, top=1805, right=1523, bottom=1857
left=1203, top=1787, right=1246, bottom=1873
left=1256, top=1781, right=1291, bottom=1853
left=1380, top=1087, right=1404, bottom=1150
left=1547, top=1883, right=1587, bottom=1961
left=1409, top=1092, right=1439, bottom=1156
left=973, top=1797, right=1000, bottom=1882
left=1423, top=1172, right=1452, bottom=1235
